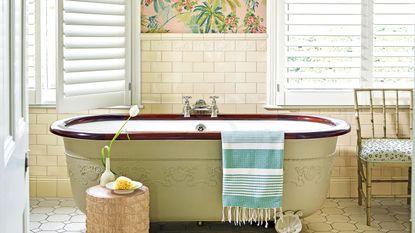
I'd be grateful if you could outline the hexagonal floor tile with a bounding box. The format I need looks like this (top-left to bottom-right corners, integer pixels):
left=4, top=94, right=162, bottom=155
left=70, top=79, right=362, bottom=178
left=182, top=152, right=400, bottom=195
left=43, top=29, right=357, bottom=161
left=29, top=197, right=410, bottom=233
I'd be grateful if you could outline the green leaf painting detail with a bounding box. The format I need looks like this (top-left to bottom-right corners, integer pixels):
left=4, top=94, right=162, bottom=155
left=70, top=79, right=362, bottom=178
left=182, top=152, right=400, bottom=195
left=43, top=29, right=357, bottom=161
left=141, top=0, right=266, bottom=33
left=194, top=1, right=225, bottom=33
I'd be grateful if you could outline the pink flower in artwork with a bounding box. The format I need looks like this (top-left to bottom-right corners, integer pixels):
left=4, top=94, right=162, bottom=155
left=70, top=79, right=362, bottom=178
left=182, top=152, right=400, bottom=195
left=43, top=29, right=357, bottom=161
left=171, top=0, right=196, bottom=13
left=224, top=13, right=239, bottom=32
left=258, top=25, right=266, bottom=33
left=144, top=0, right=153, bottom=6
left=184, top=0, right=195, bottom=11
left=225, top=17, right=234, bottom=25
left=247, top=16, right=255, bottom=26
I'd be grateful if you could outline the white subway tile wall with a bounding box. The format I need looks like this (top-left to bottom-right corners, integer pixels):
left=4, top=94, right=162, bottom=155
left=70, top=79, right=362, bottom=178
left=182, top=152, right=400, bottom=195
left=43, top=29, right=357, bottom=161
left=29, top=34, right=411, bottom=198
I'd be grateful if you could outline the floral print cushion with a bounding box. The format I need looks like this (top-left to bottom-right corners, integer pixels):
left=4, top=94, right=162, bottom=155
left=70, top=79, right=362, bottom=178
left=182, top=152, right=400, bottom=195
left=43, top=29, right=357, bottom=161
left=360, top=139, right=412, bottom=162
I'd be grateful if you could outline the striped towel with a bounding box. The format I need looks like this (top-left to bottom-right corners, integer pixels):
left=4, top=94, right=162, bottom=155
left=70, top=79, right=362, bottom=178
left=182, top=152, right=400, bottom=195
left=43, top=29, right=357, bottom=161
left=221, top=131, right=284, bottom=227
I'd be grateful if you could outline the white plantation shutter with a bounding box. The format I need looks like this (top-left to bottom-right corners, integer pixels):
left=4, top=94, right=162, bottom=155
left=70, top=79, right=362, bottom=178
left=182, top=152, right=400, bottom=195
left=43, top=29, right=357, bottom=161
left=371, top=0, right=415, bottom=87
left=284, top=0, right=362, bottom=90
left=273, top=0, right=414, bottom=106
left=25, top=0, right=36, bottom=90
left=279, top=0, right=362, bottom=105
left=57, top=0, right=131, bottom=113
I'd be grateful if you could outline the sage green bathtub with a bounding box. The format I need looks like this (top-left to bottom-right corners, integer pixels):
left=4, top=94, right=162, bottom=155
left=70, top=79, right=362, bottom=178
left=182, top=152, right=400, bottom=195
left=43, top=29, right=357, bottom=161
left=64, top=137, right=337, bottom=221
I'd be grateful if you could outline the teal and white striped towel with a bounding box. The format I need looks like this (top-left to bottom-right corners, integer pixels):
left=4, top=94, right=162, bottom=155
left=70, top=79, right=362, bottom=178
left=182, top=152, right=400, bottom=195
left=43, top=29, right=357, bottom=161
left=221, top=131, right=284, bottom=227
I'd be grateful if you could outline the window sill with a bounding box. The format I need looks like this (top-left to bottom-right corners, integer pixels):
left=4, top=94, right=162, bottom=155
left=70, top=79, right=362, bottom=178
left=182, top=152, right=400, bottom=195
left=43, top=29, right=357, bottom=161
left=264, top=105, right=355, bottom=111
left=29, top=104, right=56, bottom=108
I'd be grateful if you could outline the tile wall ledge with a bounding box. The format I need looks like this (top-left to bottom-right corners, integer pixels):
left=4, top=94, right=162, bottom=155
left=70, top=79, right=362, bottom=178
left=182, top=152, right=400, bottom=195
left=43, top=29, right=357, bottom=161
left=140, top=33, right=268, bottom=40
left=28, top=105, right=357, bottom=111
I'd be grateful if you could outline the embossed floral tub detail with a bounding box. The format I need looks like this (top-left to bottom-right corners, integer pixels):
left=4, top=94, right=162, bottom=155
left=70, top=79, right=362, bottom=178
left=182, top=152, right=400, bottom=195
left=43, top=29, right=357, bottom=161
left=50, top=114, right=350, bottom=221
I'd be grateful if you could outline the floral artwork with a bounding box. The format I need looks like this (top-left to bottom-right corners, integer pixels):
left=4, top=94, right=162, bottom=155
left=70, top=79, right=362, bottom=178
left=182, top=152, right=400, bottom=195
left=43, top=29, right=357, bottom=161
left=141, top=0, right=266, bottom=33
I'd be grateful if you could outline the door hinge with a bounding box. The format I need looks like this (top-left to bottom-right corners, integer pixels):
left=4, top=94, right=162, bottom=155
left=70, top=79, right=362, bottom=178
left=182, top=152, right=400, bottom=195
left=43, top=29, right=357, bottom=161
left=25, top=153, right=29, bottom=173
left=128, top=82, right=132, bottom=91
left=277, top=84, right=280, bottom=92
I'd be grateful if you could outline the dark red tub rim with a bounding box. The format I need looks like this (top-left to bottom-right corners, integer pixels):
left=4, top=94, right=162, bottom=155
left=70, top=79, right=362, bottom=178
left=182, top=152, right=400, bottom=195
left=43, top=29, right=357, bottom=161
left=49, top=114, right=351, bottom=140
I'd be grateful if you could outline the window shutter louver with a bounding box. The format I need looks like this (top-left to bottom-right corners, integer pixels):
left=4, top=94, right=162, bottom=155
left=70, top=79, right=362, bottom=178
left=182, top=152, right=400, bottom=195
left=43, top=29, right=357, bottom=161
left=372, top=0, right=415, bottom=87
left=284, top=0, right=362, bottom=90
left=26, top=0, right=36, bottom=90
left=278, top=0, right=362, bottom=105
left=56, top=0, right=131, bottom=113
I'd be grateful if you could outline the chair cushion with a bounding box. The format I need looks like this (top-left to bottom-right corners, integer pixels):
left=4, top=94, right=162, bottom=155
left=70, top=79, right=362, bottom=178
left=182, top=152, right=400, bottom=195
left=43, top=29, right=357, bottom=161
left=360, top=139, right=412, bottom=162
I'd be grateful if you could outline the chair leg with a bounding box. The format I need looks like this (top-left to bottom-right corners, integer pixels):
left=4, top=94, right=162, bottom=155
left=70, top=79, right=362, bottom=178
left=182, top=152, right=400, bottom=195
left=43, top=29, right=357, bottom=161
left=407, top=167, right=411, bottom=205
left=357, top=158, right=363, bottom=206
left=365, top=163, right=372, bottom=226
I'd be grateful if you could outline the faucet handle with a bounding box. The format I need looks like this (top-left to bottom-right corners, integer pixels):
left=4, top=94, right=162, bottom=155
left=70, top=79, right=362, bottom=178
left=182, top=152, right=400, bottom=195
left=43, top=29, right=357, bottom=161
left=209, top=96, right=219, bottom=103
left=209, top=96, right=219, bottom=117
left=183, top=96, right=192, bottom=103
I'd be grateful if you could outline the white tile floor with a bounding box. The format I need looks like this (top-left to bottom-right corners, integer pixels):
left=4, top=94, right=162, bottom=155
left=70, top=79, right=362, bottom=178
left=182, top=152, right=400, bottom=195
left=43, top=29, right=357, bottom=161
left=30, top=198, right=85, bottom=233
left=30, top=198, right=410, bottom=233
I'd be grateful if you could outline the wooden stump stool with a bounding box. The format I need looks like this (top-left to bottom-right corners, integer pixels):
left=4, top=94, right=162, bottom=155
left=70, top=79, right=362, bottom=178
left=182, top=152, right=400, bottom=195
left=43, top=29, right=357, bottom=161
left=86, top=185, right=149, bottom=233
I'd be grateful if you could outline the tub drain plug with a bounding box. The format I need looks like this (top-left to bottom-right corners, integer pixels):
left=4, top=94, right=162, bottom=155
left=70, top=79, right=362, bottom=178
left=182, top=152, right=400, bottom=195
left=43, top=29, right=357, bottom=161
left=195, top=124, right=207, bottom=132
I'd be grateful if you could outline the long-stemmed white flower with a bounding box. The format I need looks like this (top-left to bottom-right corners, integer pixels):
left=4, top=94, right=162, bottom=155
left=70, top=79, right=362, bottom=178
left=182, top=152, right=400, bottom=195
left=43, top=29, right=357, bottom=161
left=101, top=105, right=139, bottom=168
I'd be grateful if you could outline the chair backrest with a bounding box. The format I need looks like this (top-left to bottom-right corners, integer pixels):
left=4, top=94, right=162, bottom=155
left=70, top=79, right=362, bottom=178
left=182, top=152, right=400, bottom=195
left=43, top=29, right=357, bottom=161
left=354, top=88, right=413, bottom=141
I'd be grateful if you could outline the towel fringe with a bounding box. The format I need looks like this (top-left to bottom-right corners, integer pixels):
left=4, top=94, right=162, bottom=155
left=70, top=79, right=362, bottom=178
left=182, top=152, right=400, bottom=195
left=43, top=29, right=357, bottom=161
left=273, top=208, right=277, bottom=223
left=223, top=207, right=283, bottom=227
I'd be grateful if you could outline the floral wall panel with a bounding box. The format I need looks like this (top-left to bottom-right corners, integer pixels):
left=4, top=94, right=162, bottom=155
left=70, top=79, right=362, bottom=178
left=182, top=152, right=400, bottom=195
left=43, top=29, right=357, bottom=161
left=141, top=0, right=266, bottom=33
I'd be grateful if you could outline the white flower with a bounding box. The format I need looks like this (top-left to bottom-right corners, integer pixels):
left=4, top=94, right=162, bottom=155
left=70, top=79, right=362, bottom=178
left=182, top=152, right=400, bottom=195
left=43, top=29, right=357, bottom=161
left=129, top=105, right=140, bottom=117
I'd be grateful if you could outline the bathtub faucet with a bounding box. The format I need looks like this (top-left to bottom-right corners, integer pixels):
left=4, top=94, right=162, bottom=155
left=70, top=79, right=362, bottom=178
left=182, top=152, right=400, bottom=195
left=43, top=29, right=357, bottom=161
left=182, top=96, right=220, bottom=117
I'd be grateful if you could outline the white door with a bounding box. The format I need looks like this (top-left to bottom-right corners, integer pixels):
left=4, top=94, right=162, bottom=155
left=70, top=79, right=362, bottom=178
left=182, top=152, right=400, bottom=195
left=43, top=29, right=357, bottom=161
left=412, top=72, right=415, bottom=232
left=0, top=0, right=29, bottom=232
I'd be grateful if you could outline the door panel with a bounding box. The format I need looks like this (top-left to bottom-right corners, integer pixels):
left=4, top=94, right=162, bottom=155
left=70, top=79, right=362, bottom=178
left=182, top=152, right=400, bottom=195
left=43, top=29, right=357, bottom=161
left=0, top=0, right=29, bottom=232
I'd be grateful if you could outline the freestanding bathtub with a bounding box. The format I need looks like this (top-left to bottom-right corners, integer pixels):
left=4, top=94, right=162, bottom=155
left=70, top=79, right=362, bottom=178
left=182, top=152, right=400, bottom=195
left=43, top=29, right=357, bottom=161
left=50, top=114, right=350, bottom=221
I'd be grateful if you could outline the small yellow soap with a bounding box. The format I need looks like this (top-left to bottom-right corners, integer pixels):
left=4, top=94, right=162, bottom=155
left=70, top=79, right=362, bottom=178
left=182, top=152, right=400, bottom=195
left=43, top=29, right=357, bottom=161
left=114, top=176, right=134, bottom=190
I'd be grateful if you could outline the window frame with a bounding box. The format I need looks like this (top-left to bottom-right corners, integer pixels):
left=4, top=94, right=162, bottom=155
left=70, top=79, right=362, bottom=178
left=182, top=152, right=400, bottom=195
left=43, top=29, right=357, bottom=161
left=27, top=0, right=142, bottom=108
left=267, top=0, right=414, bottom=108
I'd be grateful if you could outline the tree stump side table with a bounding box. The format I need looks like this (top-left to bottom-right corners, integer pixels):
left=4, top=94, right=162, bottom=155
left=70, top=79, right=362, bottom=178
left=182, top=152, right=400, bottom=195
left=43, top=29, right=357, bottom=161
left=86, top=185, right=149, bottom=233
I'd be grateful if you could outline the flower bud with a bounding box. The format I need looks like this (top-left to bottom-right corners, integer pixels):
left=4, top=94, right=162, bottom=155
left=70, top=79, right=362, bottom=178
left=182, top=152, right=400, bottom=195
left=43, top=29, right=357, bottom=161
left=129, top=105, right=140, bottom=117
